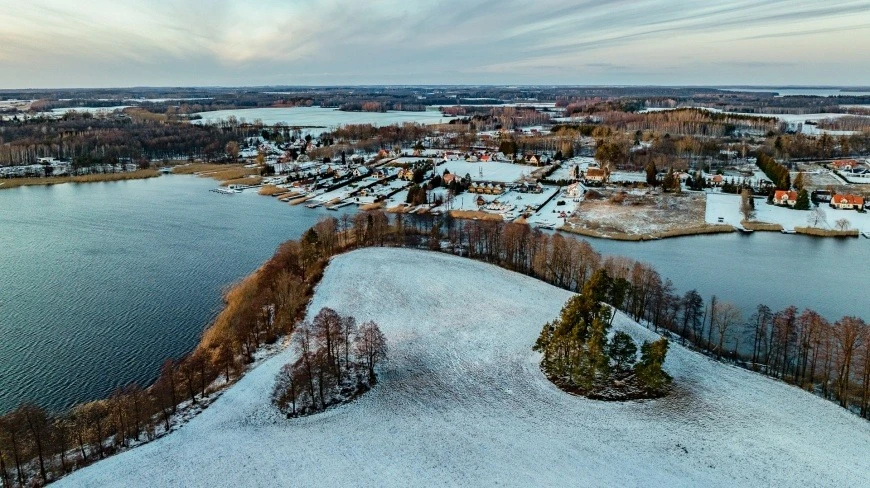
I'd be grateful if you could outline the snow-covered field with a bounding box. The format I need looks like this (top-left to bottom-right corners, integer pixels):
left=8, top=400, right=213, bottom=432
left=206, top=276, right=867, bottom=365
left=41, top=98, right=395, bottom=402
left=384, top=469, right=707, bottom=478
left=60, top=249, right=869, bottom=487
left=706, top=192, right=870, bottom=233
left=439, top=160, right=537, bottom=183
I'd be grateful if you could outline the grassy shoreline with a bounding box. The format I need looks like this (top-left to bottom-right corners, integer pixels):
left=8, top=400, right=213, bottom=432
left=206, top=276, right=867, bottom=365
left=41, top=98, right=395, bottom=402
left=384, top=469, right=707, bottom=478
left=741, top=220, right=784, bottom=232
left=0, top=169, right=160, bottom=190
left=558, top=223, right=735, bottom=241
left=794, top=226, right=860, bottom=238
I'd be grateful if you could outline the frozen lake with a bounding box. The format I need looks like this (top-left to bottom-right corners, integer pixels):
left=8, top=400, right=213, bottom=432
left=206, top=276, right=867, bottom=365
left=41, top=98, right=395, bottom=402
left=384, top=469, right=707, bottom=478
left=191, top=106, right=456, bottom=134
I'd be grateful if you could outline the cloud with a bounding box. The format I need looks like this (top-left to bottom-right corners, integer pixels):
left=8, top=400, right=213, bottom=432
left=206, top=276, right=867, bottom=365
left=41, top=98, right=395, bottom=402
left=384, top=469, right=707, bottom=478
left=0, top=0, right=868, bottom=87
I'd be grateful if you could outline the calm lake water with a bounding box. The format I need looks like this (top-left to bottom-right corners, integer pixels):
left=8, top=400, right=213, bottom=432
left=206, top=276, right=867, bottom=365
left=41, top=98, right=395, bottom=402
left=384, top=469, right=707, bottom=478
left=1, top=176, right=868, bottom=413
left=0, top=176, right=351, bottom=413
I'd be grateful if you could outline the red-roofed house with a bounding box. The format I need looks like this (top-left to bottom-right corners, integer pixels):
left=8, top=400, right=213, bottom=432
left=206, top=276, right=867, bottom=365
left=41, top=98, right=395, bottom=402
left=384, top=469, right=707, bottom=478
left=773, top=190, right=798, bottom=207
left=584, top=167, right=608, bottom=185
left=830, top=159, right=860, bottom=171
left=830, top=193, right=865, bottom=210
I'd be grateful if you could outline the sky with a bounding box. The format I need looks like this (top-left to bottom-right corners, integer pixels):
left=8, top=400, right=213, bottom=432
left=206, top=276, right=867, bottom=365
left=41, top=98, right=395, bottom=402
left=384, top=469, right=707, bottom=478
left=0, top=0, right=868, bottom=88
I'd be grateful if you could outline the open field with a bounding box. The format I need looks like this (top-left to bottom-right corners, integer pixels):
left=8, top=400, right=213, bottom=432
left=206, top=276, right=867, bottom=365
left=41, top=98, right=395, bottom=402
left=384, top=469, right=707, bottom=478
left=59, top=248, right=870, bottom=487
left=0, top=170, right=160, bottom=190
left=565, top=190, right=725, bottom=239
left=439, top=160, right=537, bottom=183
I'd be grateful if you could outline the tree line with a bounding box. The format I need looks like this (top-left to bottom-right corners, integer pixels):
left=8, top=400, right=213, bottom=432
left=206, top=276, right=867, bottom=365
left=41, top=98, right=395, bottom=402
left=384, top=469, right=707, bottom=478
left=0, top=113, right=246, bottom=167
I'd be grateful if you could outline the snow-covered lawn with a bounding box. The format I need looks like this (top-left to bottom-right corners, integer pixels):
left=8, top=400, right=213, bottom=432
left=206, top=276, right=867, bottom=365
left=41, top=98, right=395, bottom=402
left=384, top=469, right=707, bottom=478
left=439, top=160, right=537, bottom=183
left=706, top=192, right=870, bottom=233
left=59, top=249, right=869, bottom=487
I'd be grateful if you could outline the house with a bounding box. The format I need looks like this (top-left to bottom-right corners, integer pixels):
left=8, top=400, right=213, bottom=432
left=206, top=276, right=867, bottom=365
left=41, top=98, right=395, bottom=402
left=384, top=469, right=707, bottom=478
left=398, top=168, right=415, bottom=181
left=443, top=173, right=457, bottom=185
left=583, top=167, right=607, bottom=185
left=373, top=168, right=389, bottom=179
left=353, top=166, right=371, bottom=178
left=830, top=159, right=860, bottom=171
left=524, top=154, right=543, bottom=166
left=565, top=183, right=584, bottom=198
left=773, top=190, right=798, bottom=207
left=830, top=193, right=865, bottom=210
left=479, top=153, right=492, bottom=162
left=710, top=174, right=724, bottom=186
left=468, top=182, right=504, bottom=195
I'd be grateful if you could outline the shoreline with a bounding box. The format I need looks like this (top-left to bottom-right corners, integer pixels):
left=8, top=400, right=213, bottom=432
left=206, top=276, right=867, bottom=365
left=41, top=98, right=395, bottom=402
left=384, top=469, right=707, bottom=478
left=0, top=169, right=160, bottom=190
left=557, top=223, right=735, bottom=241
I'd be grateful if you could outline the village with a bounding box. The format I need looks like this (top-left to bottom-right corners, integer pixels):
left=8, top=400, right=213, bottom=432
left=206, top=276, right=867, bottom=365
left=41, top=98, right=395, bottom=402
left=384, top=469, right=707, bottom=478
left=201, top=131, right=870, bottom=240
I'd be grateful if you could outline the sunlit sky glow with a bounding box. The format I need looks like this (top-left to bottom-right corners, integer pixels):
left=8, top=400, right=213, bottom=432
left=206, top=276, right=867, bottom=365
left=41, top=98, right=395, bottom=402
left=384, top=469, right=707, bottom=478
left=1, top=0, right=868, bottom=88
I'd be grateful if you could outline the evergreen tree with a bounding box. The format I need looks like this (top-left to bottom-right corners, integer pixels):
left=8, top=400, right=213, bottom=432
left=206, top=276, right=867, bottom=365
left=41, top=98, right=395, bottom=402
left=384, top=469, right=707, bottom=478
left=795, top=189, right=810, bottom=210
left=645, top=162, right=658, bottom=187
left=607, top=332, right=638, bottom=371
left=634, top=338, right=672, bottom=392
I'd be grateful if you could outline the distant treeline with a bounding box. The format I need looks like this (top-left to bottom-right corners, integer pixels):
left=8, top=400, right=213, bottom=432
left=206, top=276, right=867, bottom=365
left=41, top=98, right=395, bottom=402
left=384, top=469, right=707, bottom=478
left=0, top=112, right=248, bottom=167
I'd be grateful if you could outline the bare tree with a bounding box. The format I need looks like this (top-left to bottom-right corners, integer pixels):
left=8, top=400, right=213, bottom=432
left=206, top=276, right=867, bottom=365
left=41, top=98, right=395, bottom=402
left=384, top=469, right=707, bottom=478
left=713, top=302, right=742, bottom=359
left=356, top=321, right=388, bottom=382
left=807, top=206, right=826, bottom=228
left=835, top=218, right=851, bottom=231
left=833, top=317, right=865, bottom=407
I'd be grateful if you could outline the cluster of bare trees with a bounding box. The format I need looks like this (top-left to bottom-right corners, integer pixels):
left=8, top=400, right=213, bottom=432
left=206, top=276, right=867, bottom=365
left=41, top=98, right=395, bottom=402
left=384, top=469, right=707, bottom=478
left=273, top=308, right=387, bottom=417
left=746, top=306, right=870, bottom=412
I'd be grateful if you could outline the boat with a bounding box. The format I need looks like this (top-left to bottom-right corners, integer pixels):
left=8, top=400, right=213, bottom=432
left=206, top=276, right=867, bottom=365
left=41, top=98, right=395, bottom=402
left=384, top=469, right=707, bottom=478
left=781, top=229, right=796, bottom=234
left=305, top=202, right=322, bottom=209
left=862, top=232, right=870, bottom=239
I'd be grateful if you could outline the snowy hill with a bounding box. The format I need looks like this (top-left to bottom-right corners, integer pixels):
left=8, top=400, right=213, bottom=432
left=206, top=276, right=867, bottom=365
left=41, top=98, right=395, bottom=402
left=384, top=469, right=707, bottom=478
left=59, top=248, right=869, bottom=487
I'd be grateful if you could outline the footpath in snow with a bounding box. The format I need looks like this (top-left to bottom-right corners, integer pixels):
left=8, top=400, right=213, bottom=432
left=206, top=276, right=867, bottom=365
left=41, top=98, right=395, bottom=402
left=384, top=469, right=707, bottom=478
left=59, top=248, right=870, bottom=487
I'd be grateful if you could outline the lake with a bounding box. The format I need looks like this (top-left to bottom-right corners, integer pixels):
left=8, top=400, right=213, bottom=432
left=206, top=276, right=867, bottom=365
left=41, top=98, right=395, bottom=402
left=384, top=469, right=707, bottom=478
left=1, top=176, right=868, bottom=413
left=0, top=175, right=352, bottom=413
left=720, top=87, right=870, bottom=97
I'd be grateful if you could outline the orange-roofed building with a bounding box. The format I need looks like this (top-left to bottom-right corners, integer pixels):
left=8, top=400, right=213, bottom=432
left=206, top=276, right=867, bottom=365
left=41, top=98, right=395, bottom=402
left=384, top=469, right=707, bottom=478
left=830, top=159, right=860, bottom=171
left=830, top=193, right=865, bottom=210
left=773, top=190, right=798, bottom=207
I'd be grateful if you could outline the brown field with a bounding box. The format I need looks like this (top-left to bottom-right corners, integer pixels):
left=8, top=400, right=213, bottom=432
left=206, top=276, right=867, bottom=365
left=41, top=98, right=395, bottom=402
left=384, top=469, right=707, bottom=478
left=449, top=210, right=504, bottom=221
left=220, top=176, right=262, bottom=187
left=566, top=190, right=716, bottom=239
left=0, top=170, right=160, bottom=190
left=259, top=184, right=286, bottom=196
left=171, top=163, right=238, bottom=175
left=359, top=202, right=384, bottom=210
left=173, top=163, right=261, bottom=186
